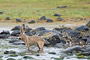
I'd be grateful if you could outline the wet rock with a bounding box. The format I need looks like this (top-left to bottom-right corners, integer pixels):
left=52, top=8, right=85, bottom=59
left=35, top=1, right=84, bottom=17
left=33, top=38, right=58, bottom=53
left=11, top=30, right=20, bottom=36
left=0, top=34, right=10, bottom=39
left=28, top=20, right=35, bottom=24
left=36, top=54, right=40, bottom=56
left=0, top=30, right=10, bottom=39
left=35, top=27, right=46, bottom=31
left=11, top=26, right=21, bottom=31
left=9, top=38, right=18, bottom=43
left=63, top=46, right=83, bottom=53
left=48, top=52, right=56, bottom=54
left=0, top=12, right=3, bottom=14
left=11, top=25, right=32, bottom=32
left=39, top=16, right=46, bottom=20
left=87, top=38, right=90, bottom=45
left=4, top=51, right=9, bottom=54
left=85, top=47, right=90, bottom=52
left=75, top=25, right=89, bottom=31
left=23, top=56, right=34, bottom=59
left=7, top=58, right=16, bottom=60
left=56, top=17, right=63, bottom=21
left=9, top=51, right=16, bottom=54
left=86, top=21, right=90, bottom=28
left=9, top=40, right=16, bottom=43
left=53, top=28, right=62, bottom=31
left=6, top=17, right=10, bottom=20
left=0, top=30, right=10, bottom=35
left=55, top=43, right=65, bottom=48
left=46, top=18, right=53, bottom=22
left=13, top=42, right=25, bottom=45
left=69, top=30, right=80, bottom=37
left=4, top=51, right=16, bottom=54
left=16, top=18, right=22, bottom=22
left=81, top=36, right=87, bottom=42
left=57, top=5, right=67, bottom=8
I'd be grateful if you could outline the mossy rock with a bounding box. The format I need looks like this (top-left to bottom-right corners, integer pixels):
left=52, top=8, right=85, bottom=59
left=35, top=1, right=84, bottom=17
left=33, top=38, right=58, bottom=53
left=76, top=52, right=90, bottom=56
left=77, top=55, right=85, bottom=59
left=54, top=58, right=63, bottom=60
left=85, top=56, right=90, bottom=59
left=7, top=58, right=16, bottom=60
left=23, top=56, right=34, bottom=59
left=18, top=59, right=22, bottom=60
left=10, top=54, right=18, bottom=57
left=48, top=52, right=56, bottom=54
left=19, top=53, right=25, bottom=56
left=0, top=58, right=3, bottom=60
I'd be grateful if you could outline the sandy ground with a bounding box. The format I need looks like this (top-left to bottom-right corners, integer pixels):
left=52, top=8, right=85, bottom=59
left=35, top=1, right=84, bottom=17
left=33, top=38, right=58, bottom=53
left=0, top=19, right=89, bottom=32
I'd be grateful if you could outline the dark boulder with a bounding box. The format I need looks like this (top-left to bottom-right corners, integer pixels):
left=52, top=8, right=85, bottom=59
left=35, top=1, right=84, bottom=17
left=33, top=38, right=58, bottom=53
left=86, top=21, right=90, bottom=28
left=54, top=14, right=61, bottom=17
left=11, top=30, right=20, bottom=36
left=11, top=25, right=32, bottom=32
left=28, top=20, right=35, bottom=24
left=69, top=30, right=80, bottom=37
left=16, top=18, right=22, bottom=22
left=46, top=18, right=53, bottom=22
left=75, top=25, right=89, bottom=31
left=0, top=30, right=10, bottom=35
left=9, top=38, right=19, bottom=43
left=11, top=26, right=21, bottom=31
left=63, top=46, right=83, bottom=53
left=39, top=16, right=46, bottom=20
left=57, top=5, right=67, bottom=8
left=6, top=17, right=10, bottom=20
left=0, top=12, right=3, bottom=14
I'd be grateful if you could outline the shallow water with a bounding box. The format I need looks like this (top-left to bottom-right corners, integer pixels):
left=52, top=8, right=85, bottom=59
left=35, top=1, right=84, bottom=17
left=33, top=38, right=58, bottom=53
left=0, top=39, right=88, bottom=60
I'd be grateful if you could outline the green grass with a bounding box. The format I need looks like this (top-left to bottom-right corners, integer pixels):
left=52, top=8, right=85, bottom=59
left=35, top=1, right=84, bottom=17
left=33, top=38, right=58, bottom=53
left=0, top=0, right=90, bottom=20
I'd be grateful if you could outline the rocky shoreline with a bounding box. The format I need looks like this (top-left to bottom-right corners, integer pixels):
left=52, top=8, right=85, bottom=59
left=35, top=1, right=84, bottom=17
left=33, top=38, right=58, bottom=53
left=0, top=21, right=90, bottom=60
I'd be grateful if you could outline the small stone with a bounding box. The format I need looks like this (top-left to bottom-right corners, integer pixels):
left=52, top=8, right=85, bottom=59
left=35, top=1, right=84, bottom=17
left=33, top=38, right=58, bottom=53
left=23, top=56, right=34, bottom=59
left=0, top=12, right=3, bottom=14
left=39, top=16, right=46, bottom=20
left=6, top=17, right=10, bottom=20
left=54, top=58, right=63, bottom=60
left=28, top=20, right=35, bottom=24
left=4, top=51, right=9, bottom=54
left=10, top=54, right=18, bottom=57
left=46, top=18, right=53, bottom=22
left=48, top=52, right=56, bottom=54
left=7, top=58, right=15, bottom=60
left=36, top=54, right=40, bottom=56
left=16, top=18, right=22, bottom=22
